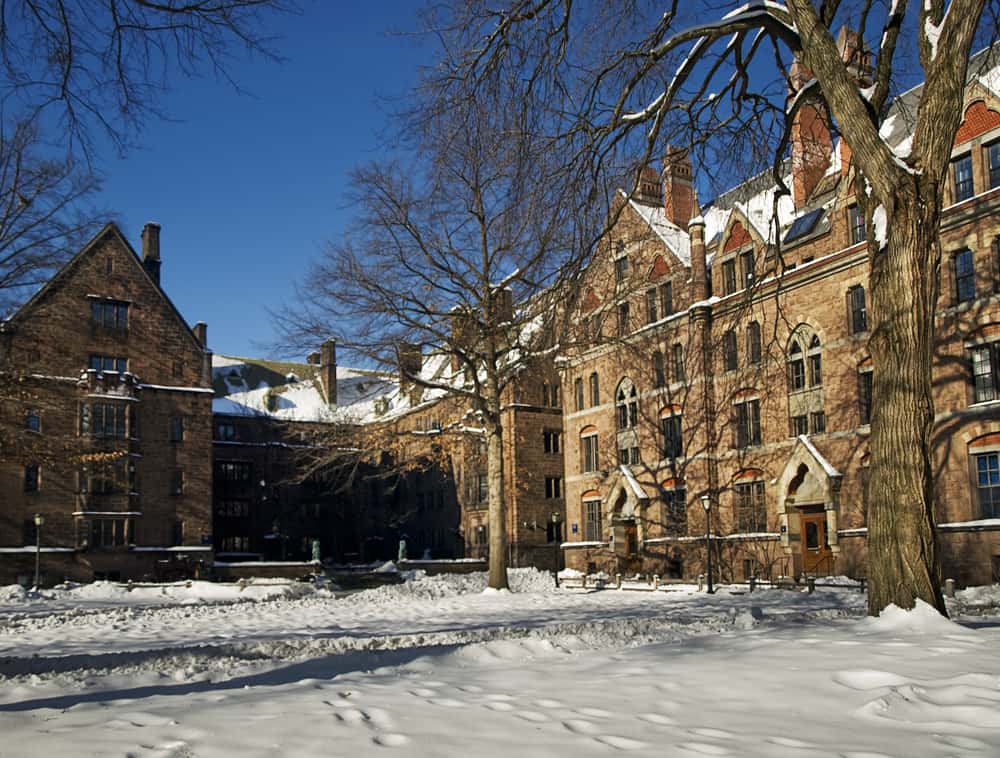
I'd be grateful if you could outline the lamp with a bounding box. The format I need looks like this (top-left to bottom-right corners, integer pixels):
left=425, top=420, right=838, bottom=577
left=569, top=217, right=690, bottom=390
left=700, top=495, right=714, bottom=594
left=33, top=513, right=44, bottom=590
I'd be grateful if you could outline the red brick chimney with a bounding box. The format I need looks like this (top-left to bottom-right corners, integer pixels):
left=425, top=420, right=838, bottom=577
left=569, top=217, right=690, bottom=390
left=397, top=343, right=423, bottom=406
left=141, top=222, right=161, bottom=285
left=320, top=339, right=337, bottom=407
left=789, top=57, right=832, bottom=208
left=662, top=147, right=694, bottom=231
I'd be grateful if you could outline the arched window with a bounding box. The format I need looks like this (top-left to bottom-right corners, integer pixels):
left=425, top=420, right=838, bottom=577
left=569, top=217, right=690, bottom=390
left=808, top=335, right=822, bottom=386
left=788, top=340, right=805, bottom=390
left=589, top=372, right=600, bottom=407
left=616, top=379, right=638, bottom=430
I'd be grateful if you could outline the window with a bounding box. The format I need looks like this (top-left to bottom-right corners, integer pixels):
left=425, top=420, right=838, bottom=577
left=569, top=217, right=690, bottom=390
left=661, top=413, right=683, bottom=459
left=616, top=380, right=638, bottom=430
left=976, top=452, right=1000, bottom=518
left=735, top=398, right=761, bottom=448
left=169, top=469, right=184, bottom=496
left=859, top=368, right=873, bottom=424
left=614, top=255, right=628, bottom=282
left=84, top=402, right=127, bottom=439
left=91, top=519, right=128, bottom=548
left=989, top=141, right=1000, bottom=190
left=722, top=259, right=737, bottom=294
left=723, top=330, right=738, bottom=371
left=735, top=481, right=766, bottom=532
left=169, top=415, right=184, bottom=443
left=545, top=477, right=562, bottom=499
left=653, top=351, right=666, bottom=388
left=848, top=204, right=865, bottom=245
left=788, top=342, right=805, bottom=390
left=971, top=343, right=999, bottom=403
left=541, top=382, right=560, bottom=407
left=221, top=536, right=251, bottom=553
left=25, top=409, right=40, bottom=432
left=848, top=285, right=867, bottom=334
left=953, top=154, right=973, bottom=202
left=90, top=299, right=129, bottom=331
left=477, top=474, right=488, bottom=503
left=811, top=410, right=826, bottom=434
left=89, top=355, right=127, bottom=373
left=740, top=250, right=755, bottom=289
left=543, top=429, right=562, bottom=454
left=617, top=302, right=630, bottom=336
left=660, top=281, right=674, bottom=317
left=955, top=248, right=975, bottom=303
left=791, top=415, right=808, bottom=437
left=574, top=377, right=584, bottom=411
left=215, top=422, right=236, bottom=441
left=24, top=464, right=39, bottom=492
left=661, top=488, right=687, bottom=532
left=581, top=430, right=599, bottom=473
left=218, top=461, right=251, bottom=484
left=672, top=343, right=685, bottom=383
left=589, top=372, right=600, bottom=407
left=747, top=322, right=762, bottom=365
left=619, top=445, right=640, bottom=465
left=216, top=500, right=250, bottom=517
left=807, top=335, right=822, bottom=386
left=646, top=288, right=658, bottom=324
left=584, top=498, right=603, bottom=541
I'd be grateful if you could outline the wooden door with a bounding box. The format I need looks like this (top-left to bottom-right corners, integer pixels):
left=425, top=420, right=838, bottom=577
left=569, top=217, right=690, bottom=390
left=801, top=513, right=832, bottom=574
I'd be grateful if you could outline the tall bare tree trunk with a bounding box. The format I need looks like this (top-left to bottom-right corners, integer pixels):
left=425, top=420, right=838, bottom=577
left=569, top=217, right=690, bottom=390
left=866, top=181, right=947, bottom=616
left=486, top=418, right=509, bottom=589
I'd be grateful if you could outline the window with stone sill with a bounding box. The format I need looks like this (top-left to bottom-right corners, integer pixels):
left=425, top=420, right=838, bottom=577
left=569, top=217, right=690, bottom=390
left=722, top=258, right=737, bottom=295
left=955, top=248, right=976, bottom=304
left=974, top=451, right=1000, bottom=518
left=734, top=398, right=761, bottom=448
left=791, top=414, right=808, bottom=437
left=859, top=368, right=873, bottom=425
left=543, top=429, right=561, bottom=454
left=672, top=343, right=685, bottom=383
left=723, top=329, right=738, bottom=372
left=584, top=498, right=603, bottom=542
left=735, top=480, right=767, bottom=532
left=581, top=430, right=599, bottom=473
left=848, top=204, right=866, bottom=245
left=89, top=299, right=129, bottom=331
left=25, top=409, right=40, bottom=433
left=661, top=487, right=687, bottom=533
left=953, top=153, right=974, bottom=202
left=614, top=255, right=628, bottom=283
left=661, top=412, right=683, bottom=459
left=653, top=351, right=666, bottom=388
left=589, top=372, right=600, bottom=407
left=645, top=288, right=658, bottom=324
left=660, top=281, right=674, bottom=317
left=747, top=321, right=762, bottom=365
left=848, top=285, right=868, bottom=334
left=616, top=379, right=638, bottom=430
left=988, top=141, right=1000, bottom=190
left=970, top=342, right=1000, bottom=403
left=574, top=377, right=584, bottom=411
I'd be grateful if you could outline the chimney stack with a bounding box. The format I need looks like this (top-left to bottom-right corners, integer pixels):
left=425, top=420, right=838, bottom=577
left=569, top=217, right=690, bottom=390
left=193, top=322, right=208, bottom=347
left=141, top=222, right=161, bottom=285
left=662, top=147, right=694, bottom=231
left=320, top=339, right=337, bottom=407
left=788, top=57, right=832, bottom=208
left=688, top=193, right=708, bottom=302
left=397, top=342, right=423, bottom=406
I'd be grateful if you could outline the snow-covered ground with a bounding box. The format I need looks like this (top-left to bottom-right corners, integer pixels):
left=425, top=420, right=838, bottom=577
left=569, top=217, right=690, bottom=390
left=1, top=571, right=998, bottom=757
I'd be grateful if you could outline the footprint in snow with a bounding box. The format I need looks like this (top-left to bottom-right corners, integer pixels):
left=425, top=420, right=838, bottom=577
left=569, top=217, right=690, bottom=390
left=427, top=698, right=465, bottom=707
left=934, top=734, right=989, bottom=750
left=485, top=702, right=516, bottom=712
left=562, top=720, right=598, bottom=735
left=459, top=685, right=484, bottom=693
left=637, top=713, right=675, bottom=726
left=515, top=710, right=549, bottom=722
left=765, top=736, right=813, bottom=748
left=534, top=699, right=564, bottom=708
left=484, top=693, right=516, bottom=701
left=372, top=733, right=410, bottom=747
left=594, top=735, right=646, bottom=750
left=409, top=688, right=437, bottom=698
left=577, top=707, right=613, bottom=719
left=690, top=728, right=736, bottom=740
left=677, top=742, right=730, bottom=756
left=335, top=708, right=369, bottom=725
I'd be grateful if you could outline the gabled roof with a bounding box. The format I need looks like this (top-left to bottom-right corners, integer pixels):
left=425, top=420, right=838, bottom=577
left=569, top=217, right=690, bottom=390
left=1, top=222, right=204, bottom=353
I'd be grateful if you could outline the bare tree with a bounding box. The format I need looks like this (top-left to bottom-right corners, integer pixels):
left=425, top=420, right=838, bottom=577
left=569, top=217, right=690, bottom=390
left=1, top=0, right=294, bottom=157
left=286, top=79, right=597, bottom=588
left=439, top=0, right=998, bottom=614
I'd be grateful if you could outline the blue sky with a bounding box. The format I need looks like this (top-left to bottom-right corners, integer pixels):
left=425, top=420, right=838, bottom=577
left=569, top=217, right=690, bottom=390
left=96, top=2, right=431, bottom=361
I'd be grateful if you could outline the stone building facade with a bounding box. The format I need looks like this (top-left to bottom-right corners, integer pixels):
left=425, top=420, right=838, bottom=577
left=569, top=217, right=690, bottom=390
left=558, top=54, right=1000, bottom=586
left=0, top=223, right=214, bottom=584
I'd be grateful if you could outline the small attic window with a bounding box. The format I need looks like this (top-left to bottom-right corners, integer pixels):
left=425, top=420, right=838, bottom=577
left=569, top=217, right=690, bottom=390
left=783, top=208, right=824, bottom=244
left=106, top=257, right=114, bottom=275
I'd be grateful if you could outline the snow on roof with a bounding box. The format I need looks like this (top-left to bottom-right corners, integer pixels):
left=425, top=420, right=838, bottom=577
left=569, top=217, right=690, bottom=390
left=212, top=354, right=397, bottom=424
left=625, top=197, right=692, bottom=265
left=796, top=434, right=842, bottom=478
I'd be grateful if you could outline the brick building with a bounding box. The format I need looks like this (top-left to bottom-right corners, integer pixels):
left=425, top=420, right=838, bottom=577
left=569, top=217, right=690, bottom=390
left=0, top=223, right=214, bottom=584
left=558, top=47, right=1000, bottom=586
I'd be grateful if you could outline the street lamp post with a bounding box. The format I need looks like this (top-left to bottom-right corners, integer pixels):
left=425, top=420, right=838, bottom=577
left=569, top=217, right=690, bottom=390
left=33, top=513, right=44, bottom=590
left=700, top=495, right=714, bottom=594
